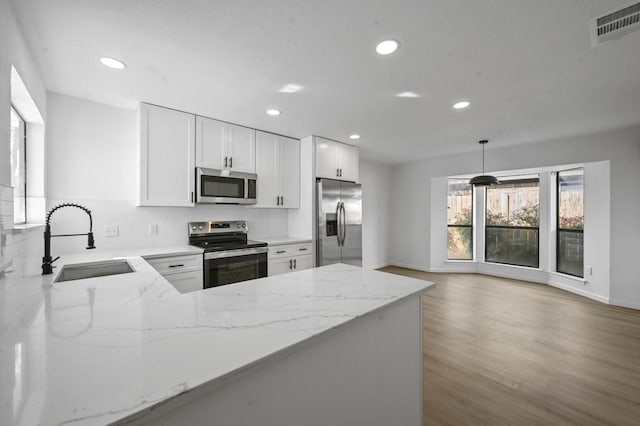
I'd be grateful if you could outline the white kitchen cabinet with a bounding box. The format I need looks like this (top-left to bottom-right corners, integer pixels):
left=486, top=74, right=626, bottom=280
left=255, top=131, right=300, bottom=208
left=315, top=137, right=359, bottom=182
left=145, top=254, right=203, bottom=293
left=268, top=242, right=313, bottom=276
left=195, top=115, right=256, bottom=173
left=138, top=103, right=195, bottom=206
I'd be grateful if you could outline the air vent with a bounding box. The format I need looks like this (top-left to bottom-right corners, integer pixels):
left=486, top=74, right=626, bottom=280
left=590, top=2, right=640, bottom=46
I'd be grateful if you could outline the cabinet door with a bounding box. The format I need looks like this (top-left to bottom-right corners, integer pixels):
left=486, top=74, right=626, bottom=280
left=164, top=270, right=203, bottom=293
left=337, top=143, right=359, bottom=183
left=255, top=131, right=280, bottom=207
left=269, top=257, right=294, bottom=276
left=279, top=136, right=300, bottom=208
left=139, top=103, right=195, bottom=206
left=315, top=137, right=339, bottom=179
left=292, top=254, right=313, bottom=271
left=195, top=116, right=226, bottom=169
left=227, top=124, right=256, bottom=173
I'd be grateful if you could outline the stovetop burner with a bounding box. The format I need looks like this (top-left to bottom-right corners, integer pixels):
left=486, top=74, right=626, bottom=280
left=188, top=220, right=266, bottom=252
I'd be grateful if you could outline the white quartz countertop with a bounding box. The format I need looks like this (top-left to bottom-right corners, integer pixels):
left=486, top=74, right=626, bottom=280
left=256, top=236, right=312, bottom=246
left=0, top=252, right=433, bottom=426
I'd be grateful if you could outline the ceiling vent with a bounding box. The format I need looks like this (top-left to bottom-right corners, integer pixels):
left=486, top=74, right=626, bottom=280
left=590, top=2, right=640, bottom=46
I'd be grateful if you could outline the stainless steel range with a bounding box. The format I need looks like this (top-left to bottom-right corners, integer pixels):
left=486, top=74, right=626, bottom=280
left=188, top=220, right=267, bottom=289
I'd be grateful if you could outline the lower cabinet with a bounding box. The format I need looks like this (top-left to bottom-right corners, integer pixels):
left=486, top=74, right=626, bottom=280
left=268, top=242, right=313, bottom=277
left=144, top=253, right=203, bottom=293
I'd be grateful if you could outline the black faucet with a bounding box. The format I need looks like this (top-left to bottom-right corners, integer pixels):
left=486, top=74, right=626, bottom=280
left=42, top=203, right=96, bottom=275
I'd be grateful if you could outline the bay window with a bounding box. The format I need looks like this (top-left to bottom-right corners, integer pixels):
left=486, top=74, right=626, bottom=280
left=447, top=179, right=473, bottom=260
left=557, top=169, right=584, bottom=277
left=485, top=175, right=540, bottom=268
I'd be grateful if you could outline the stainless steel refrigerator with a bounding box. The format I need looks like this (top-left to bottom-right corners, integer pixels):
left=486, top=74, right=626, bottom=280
left=316, top=179, right=362, bottom=267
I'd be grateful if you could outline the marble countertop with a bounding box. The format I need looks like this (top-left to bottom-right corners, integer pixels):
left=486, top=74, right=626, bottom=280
left=256, top=236, right=313, bottom=246
left=0, top=251, right=433, bottom=425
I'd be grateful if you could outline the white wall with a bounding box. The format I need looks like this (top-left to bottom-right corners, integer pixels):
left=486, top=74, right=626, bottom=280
left=46, top=93, right=289, bottom=254
left=360, top=159, right=391, bottom=269
left=390, top=126, right=640, bottom=309
left=0, top=0, right=47, bottom=275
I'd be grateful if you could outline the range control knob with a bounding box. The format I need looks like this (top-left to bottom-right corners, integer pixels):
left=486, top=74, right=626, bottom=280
left=198, top=225, right=203, bottom=230
left=191, top=225, right=196, bottom=230
left=242, top=223, right=247, bottom=228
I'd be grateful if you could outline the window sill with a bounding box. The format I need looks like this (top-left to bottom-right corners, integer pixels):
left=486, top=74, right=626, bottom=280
left=445, top=260, right=475, bottom=263
left=548, top=271, right=587, bottom=284
left=10, top=223, right=45, bottom=233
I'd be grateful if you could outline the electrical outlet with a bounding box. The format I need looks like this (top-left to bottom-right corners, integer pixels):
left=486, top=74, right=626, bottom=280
left=104, top=225, right=119, bottom=237
left=584, top=266, right=593, bottom=276
left=148, top=224, right=158, bottom=235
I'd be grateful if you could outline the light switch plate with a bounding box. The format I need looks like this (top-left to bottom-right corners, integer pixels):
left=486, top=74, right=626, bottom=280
left=104, top=225, right=119, bottom=237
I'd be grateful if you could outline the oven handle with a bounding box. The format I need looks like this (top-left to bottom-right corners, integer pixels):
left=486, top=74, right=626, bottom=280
left=204, top=247, right=268, bottom=260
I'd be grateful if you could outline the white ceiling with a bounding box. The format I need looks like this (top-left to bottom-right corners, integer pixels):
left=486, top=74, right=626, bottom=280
left=9, top=0, right=640, bottom=164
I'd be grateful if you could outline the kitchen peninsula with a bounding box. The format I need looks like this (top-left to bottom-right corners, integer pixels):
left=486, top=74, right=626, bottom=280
left=0, top=254, right=433, bottom=425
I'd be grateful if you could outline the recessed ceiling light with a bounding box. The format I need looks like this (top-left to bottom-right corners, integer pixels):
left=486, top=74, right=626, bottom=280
left=99, top=57, right=127, bottom=70
left=453, top=101, right=471, bottom=110
left=376, top=40, right=399, bottom=55
left=396, top=91, right=420, bottom=98
left=349, top=134, right=360, bottom=140
left=280, top=84, right=302, bottom=93
left=266, top=109, right=281, bottom=116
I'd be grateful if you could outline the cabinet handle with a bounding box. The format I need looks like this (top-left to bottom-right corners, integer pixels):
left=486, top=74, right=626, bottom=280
left=293, top=258, right=297, bottom=269
left=224, top=156, right=228, bottom=168
left=289, top=259, right=293, bottom=269
left=339, top=168, right=343, bottom=177
left=276, top=250, right=286, bottom=254
left=191, top=192, right=194, bottom=203
left=168, top=264, right=185, bottom=268
left=276, top=196, right=280, bottom=206
left=281, top=196, right=284, bottom=206
left=336, top=168, right=340, bottom=177
left=230, top=157, right=233, bottom=168
left=299, top=248, right=308, bottom=251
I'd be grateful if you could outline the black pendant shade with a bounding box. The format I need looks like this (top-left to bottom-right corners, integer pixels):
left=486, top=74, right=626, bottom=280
left=469, top=140, right=499, bottom=187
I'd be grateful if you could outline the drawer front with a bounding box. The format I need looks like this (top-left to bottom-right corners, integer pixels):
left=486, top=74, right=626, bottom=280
left=146, top=254, right=202, bottom=274
left=291, top=243, right=312, bottom=256
left=269, top=245, right=292, bottom=259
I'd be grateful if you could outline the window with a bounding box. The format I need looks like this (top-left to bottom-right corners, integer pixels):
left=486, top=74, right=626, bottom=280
left=447, top=179, right=473, bottom=260
left=485, top=175, right=539, bottom=268
left=557, top=169, right=584, bottom=277
left=10, top=106, right=27, bottom=224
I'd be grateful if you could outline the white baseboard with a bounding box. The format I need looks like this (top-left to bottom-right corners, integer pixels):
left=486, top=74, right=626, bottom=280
left=386, top=261, right=431, bottom=273
left=547, top=280, right=609, bottom=304
left=610, top=299, right=640, bottom=310
left=366, top=263, right=390, bottom=270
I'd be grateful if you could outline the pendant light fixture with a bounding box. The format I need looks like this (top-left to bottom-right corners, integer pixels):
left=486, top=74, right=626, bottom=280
left=469, top=140, right=500, bottom=186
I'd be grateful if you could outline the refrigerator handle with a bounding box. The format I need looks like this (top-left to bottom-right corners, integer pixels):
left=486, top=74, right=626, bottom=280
left=336, top=201, right=342, bottom=246
left=340, top=202, right=347, bottom=246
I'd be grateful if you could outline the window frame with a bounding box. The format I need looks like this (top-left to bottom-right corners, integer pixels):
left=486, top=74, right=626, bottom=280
left=484, top=176, right=540, bottom=268
left=556, top=168, right=584, bottom=278
left=10, top=105, right=27, bottom=225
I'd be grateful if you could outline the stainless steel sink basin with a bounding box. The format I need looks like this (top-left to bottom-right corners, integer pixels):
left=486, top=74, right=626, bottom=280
left=54, top=259, right=135, bottom=283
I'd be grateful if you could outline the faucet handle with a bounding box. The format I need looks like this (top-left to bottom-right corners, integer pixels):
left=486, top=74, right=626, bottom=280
left=51, top=256, right=60, bottom=264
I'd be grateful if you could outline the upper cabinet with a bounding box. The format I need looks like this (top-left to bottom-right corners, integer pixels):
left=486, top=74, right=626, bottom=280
left=315, top=137, right=359, bottom=182
left=138, top=103, right=195, bottom=206
left=195, top=116, right=256, bottom=174
left=255, top=131, right=300, bottom=208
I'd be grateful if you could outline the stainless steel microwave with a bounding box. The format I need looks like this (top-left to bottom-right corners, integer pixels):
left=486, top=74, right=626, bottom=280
left=196, top=167, right=257, bottom=204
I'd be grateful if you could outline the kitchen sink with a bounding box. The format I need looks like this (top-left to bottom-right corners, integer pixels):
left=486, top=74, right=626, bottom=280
left=54, top=259, right=135, bottom=283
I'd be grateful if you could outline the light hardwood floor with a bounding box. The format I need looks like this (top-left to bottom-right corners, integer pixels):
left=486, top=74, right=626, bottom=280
left=378, top=266, right=640, bottom=426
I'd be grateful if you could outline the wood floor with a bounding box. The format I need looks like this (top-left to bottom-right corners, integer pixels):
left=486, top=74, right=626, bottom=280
left=378, top=266, right=640, bottom=426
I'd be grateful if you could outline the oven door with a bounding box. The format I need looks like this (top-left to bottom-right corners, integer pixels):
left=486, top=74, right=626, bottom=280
left=203, top=248, right=268, bottom=289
